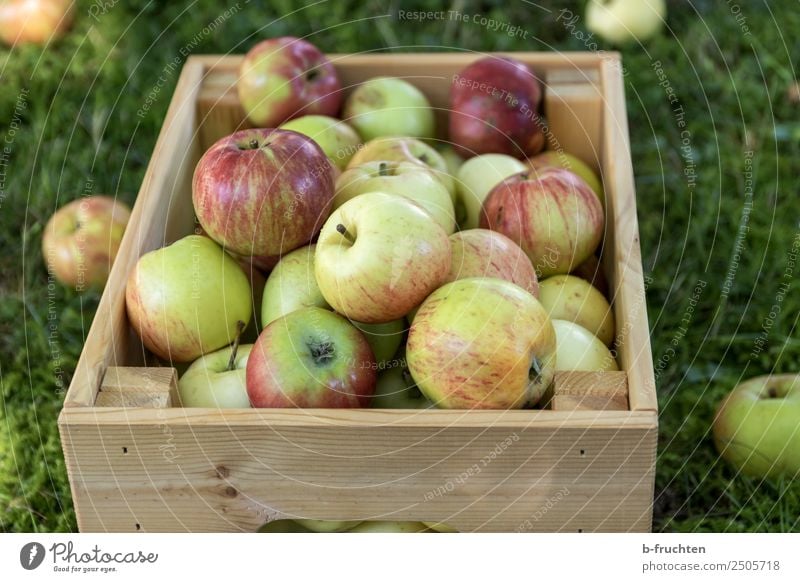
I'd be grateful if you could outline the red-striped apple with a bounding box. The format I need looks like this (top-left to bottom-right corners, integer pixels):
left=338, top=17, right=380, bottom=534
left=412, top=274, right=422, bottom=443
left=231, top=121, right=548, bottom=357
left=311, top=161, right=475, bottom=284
left=343, top=77, right=435, bottom=140
left=407, top=278, right=556, bottom=409
left=481, top=167, right=604, bottom=277
left=529, top=151, right=604, bottom=205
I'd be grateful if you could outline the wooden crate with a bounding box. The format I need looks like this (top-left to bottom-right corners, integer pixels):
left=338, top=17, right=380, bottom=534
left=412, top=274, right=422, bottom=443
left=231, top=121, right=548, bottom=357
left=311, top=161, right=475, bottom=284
left=58, top=52, right=657, bottom=533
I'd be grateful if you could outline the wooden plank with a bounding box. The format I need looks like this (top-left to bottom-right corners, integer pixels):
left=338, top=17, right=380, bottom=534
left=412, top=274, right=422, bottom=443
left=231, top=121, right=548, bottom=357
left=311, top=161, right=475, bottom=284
left=94, top=367, right=176, bottom=408
left=599, top=58, right=658, bottom=412
left=550, top=371, right=628, bottom=411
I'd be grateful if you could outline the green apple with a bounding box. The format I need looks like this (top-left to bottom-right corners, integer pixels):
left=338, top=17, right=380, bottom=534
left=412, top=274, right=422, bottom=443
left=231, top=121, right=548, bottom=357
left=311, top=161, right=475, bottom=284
left=126, top=235, right=252, bottom=362
left=585, top=0, right=666, bottom=45
left=436, top=144, right=465, bottom=176
left=456, top=154, right=527, bottom=230
left=343, top=77, right=435, bottom=141
left=294, top=519, right=361, bottom=533
left=351, top=318, right=405, bottom=367
left=280, top=115, right=361, bottom=170
left=334, top=161, right=455, bottom=234
left=713, top=374, right=800, bottom=479
left=372, top=362, right=433, bottom=409
left=529, top=151, right=604, bottom=205
left=538, top=275, right=614, bottom=346
left=257, top=520, right=312, bottom=533
left=178, top=339, right=253, bottom=408
left=552, top=320, right=618, bottom=372
left=315, top=192, right=451, bottom=323
left=348, top=521, right=431, bottom=533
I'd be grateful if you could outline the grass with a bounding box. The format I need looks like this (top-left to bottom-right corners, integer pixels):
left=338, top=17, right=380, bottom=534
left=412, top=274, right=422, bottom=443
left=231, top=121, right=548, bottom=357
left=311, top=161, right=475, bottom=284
left=0, top=0, right=798, bottom=532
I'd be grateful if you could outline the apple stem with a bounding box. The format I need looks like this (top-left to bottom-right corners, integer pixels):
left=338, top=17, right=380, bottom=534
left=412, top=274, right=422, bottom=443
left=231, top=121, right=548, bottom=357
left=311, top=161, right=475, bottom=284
left=378, top=161, right=390, bottom=176
left=249, top=139, right=259, bottom=149
left=528, top=355, right=542, bottom=382
left=226, top=320, right=246, bottom=372
left=336, top=223, right=355, bottom=244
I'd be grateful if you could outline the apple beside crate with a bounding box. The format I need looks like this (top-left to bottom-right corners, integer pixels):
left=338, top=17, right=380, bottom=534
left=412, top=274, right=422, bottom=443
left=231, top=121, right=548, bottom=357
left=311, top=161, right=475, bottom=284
left=58, top=52, right=658, bottom=532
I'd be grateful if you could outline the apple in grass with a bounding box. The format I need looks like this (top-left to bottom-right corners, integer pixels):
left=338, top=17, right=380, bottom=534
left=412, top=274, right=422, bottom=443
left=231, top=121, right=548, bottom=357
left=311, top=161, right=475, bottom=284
left=343, top=77, right=435, bottom=141
left=192, top=128, right=335, bottom=263
left=279, top=115, right=361, bottom=170
left=42, top=195, right=131, bottom=290
left=552, top=320, right=618, bottom=372
left=529, top=151, right=604, bottom=205
left=586, top=0, right=666, bottom=45
left=0, top=0, right=73, bottom=46
left=713, top=374, right=800, bottom=478
left=481, top=167, right=604, bottom=277
left=408, top=278, right=556, bottom=409
left=126, top=235, right=252, bottom=362
left=237, top=37, right=341, bottom=127
left=315, top=192, right=451, bottom=323
left=456, top=154, right=527, bottom=230
left=450, top=56, right=545, bottom=159
left=538, top=275, right=615, bottom=346
left=334, top=161, right=455, bottom=234
left=246, top=307, right=376, bottom=408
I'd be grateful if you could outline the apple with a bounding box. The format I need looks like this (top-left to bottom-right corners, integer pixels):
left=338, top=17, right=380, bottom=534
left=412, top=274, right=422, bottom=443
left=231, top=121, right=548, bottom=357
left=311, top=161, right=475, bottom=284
left=346, top=137, right=456, bottom=200
left=481, top=167, right=604, bottom=277
left=126, top=235, right=252, bottom=362
left=334, top=161, right=455, bottom=234
left=552, top=320, right=618, bottom=372
left=315, top=192, right=451, bottom=323
left=343, top=76, right=434, bottom=141
left=294, top=519, right=361, bottom=533
left=257, top=520, right=313, bottom=533
left=42, top=195, right=131, bottom=290
left=586, top=0, right=666, bottom=45
left=178, top=338, right=253, bottom=408
left=570, top=254, right=609, bottom=297
left=456, top=154, right=527, bottom=230
left=423, top=521, right=459, bottom=533
left=529, top=151, right=604, bottom=205
left=449, top=56, right=544, bottom=159
left=538, top=275, right=615, bottom=346
left=372, top=361, right=433, bottom=409
left=348, top=521, right=431, bottom=533
left=261, top=245, right=327, bottom=327
left=351, top=318, right=405, bottom=367
left=713, top=374, right=800, bottom=479
left=0, top=0, right=73, bottom=46
left=193, top=128, right=335, bottom=261
left=446, top=229, right=538, bottom=297
left=237, top=37, right=341, bottom=127
left=407, top=278, right=556, bottom=409
left=279, top=115, right=361, bottom=170
left=436, top=144, right=465, bottom=176
left=246, top=307, right=376, bottom=408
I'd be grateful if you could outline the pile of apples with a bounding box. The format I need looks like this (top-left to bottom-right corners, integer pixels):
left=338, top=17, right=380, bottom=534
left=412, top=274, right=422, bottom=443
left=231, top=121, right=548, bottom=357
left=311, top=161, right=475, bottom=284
left=125, top=36, right=617, bottom=411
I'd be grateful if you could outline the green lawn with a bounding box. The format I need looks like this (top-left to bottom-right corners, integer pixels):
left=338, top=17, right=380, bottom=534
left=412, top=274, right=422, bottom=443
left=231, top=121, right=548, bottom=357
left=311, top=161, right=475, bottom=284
left=1, top=0, right=798, bottom=532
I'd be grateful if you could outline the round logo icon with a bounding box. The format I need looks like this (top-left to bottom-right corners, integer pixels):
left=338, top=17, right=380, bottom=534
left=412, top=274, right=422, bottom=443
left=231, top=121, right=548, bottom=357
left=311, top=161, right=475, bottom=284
left=20, top=542, right=46, bottom=570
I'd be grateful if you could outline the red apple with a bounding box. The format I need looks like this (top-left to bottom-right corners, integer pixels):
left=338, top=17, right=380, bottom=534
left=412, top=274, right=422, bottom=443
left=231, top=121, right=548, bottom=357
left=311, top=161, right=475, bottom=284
left=237, top=37, right=341, bottom=127
left=0, top=0, right=73, bottom=46
left=481, top=168, right=604, bottom=277
left=42, top=195, right=131, bottom=290
left=445, top=229, right=538, bottom=297
left=246, top=307, right=376, bottom=408
left=192, top=128, right=335, bottom=262
left=449, top=56, right=544, bottom=159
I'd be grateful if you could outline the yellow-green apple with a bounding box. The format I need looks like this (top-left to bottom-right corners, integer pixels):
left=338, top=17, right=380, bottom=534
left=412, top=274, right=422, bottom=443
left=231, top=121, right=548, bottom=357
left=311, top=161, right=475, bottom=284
left=408, top=278, right=556, bottom=409
left=372, top=362, right=433, bottom=409
left=570, top=254, right=609, bottom=297
left=446, top=229, right=538, bottom=297
left=436, top=144, right=465, bottom=176
left=315, top=192, right=451, bottom=323
left=237, top=37, right=341, bottom=127
left=450, top=56, right=544, bottom=158
left=178, top=339, right=253, bottom=408
left=280, top=115, right=361, bottom=170
left=351, top=318, right=405, bottom=367
left=0, top=0, right=72, bottom=46
left=42, top=195, right=131, bottom=290
left=192, top=128, right=335, bottom=262
left=713, top=374, right=800, bottom=478
left=529, top=151, right=604, bottom=205
left=126, top=235, right=252, bottom=362
left=348, top=521, right=431, bottom=533
left=481, top=167, right=604, bottom=277
left=343, top=76, right=434, bottom=141
left=334, top=161, right=455, bottom=234
left=538, top=275, right=614, bottom=346
left=552, top=319, right=618, bottom=372
left=586, top=0, right=666, bottom=45
left=246, top=307, right=376, bottom=407
left=294, top=519, right=361, bottom=533
left=347, top=137, right=456, bottom=199
left=456, top=154, right=527, bottom=230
